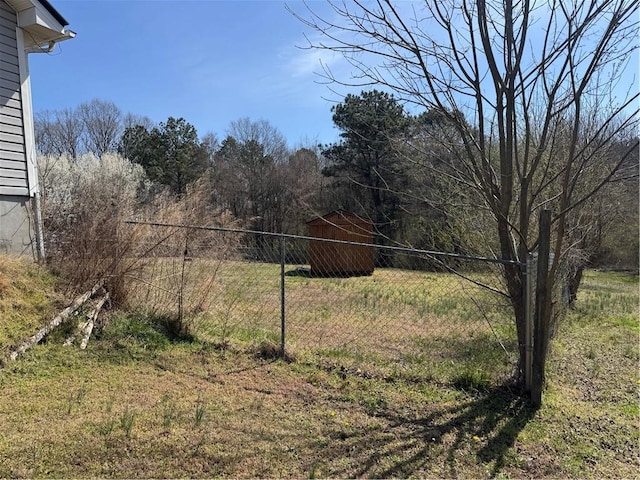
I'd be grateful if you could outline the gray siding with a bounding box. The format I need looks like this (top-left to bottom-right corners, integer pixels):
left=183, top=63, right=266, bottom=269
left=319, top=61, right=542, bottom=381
left=0, top=0, right=27, bottom=196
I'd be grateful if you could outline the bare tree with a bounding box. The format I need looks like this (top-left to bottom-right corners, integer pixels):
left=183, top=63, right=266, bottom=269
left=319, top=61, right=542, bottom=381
left=35, top=108, right=84, bottom=160
left=54, top=107, right=84, bottom=160
left=78, top=99, right=123, bottom=158
left=562, top=134, right=639, bottom=304
left=123, top=112, right=155, bottom=131
left=291, top=0, right=639, bottom=388
left=228, top=117, right=289, bottom=164
left=284, top=146, right=325, bottom=233
left=34, top=110, right=62, bottom=157
left=200, top=131, right=219, bottom=164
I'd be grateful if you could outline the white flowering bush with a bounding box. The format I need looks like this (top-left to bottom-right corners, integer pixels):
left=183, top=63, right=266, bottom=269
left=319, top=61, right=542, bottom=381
left=38, top=153, right=150, bottom=302
left=39, top=153, right=148, bottom=226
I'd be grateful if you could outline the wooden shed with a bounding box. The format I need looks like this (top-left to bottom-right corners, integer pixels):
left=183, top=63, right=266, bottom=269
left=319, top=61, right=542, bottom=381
left=307, top=211, right=374, bottom=276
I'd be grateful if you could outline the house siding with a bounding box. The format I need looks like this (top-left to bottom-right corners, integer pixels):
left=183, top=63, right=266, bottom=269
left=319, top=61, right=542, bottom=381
left=0, top=0, right=32, bottom=257
left=0, top=0, right=28, bottom=197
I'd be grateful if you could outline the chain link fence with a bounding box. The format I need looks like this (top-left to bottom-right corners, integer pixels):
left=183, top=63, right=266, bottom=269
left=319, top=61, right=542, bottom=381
left=122, top=221, right=524, bottom=387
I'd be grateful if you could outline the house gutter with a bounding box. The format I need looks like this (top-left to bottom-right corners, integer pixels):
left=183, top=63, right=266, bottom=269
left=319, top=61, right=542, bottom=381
left=25, top=29, right=75, bottom=54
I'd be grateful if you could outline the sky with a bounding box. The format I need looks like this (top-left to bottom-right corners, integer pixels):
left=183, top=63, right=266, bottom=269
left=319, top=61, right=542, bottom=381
left=28, top=0, right=353, bottom=147
left=27, top=1, right=638, bottom=150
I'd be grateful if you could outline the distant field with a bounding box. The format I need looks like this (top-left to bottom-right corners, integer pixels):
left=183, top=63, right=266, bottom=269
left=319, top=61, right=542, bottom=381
left=129, top=258, right=518, bottom=385
left=0, top=259, right=637, bottom=478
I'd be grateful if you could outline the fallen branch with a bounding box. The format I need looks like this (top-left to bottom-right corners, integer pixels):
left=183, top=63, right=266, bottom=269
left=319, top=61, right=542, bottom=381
left=62, top=332, right=77, bottom=347
left=62, top=291, right=110, bottom=347
left=10, top=280, right=104, bottom=360
left=80, top=292, right=110, bottom=350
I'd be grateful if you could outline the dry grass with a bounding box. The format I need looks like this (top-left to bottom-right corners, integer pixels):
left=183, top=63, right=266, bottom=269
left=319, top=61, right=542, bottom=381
left=0, top=256, right=62, bottom=359
left=0, top=342, right=521, bottom=478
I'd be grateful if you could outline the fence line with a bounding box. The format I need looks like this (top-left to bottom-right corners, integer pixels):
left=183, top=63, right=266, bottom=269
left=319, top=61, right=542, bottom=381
left=120, top=220, right=532, bottom=389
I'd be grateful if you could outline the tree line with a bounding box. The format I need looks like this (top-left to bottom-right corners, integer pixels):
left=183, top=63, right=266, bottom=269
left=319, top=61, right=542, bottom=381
left=35, top=100, right=327, bottom=240
left=34, top=91, right=638, bottom=277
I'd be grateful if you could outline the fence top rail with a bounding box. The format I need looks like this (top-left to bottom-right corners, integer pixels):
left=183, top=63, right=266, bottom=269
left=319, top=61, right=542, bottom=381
left=125, top=220, right=525, bottom=267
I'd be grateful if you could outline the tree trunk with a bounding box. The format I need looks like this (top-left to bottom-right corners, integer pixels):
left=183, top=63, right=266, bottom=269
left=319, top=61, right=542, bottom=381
left=566, top=265, right=584, bottom=308
left=505, top=264, right=527, bottom=386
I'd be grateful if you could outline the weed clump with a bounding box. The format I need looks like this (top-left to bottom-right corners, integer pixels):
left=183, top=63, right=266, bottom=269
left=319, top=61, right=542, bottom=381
left=252, top=340, right=294, bottom=362
left=96, top=312, right=169, bottom=359
left=452, top=368, right=492, bottom=393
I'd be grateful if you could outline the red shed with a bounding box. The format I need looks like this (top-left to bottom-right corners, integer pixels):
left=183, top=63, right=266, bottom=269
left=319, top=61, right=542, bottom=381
left=306, top=211, right=374, bottom=276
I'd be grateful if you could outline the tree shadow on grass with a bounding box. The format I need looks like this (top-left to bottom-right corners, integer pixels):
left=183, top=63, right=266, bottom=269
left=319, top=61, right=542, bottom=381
left=320, top=383, right=535, bottom=478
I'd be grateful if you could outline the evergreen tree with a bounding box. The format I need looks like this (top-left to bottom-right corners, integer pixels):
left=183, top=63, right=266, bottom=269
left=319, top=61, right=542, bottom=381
left=119, top=117, right=209, bottom=195
left=322, top=90, right=411, bottom=247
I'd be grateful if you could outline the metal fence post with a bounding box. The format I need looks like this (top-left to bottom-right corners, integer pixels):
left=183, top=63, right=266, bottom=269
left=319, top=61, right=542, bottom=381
left=524, top=253, right=534, bottom=393
left=279, top=235, right=286, bottom=358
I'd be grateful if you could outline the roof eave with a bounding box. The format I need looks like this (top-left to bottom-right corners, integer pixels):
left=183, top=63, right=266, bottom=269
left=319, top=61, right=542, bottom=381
left=6, top=0, right=73, bottom=50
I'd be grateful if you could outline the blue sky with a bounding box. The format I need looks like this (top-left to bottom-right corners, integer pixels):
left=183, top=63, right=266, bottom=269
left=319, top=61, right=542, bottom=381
left=28, top=1, right=638, bottom=149
left=28, top=0, right=351, bottom=147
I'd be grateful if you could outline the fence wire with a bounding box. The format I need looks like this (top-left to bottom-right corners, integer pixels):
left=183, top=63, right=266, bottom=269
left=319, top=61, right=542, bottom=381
left=120, top=222, right=522, bottom=386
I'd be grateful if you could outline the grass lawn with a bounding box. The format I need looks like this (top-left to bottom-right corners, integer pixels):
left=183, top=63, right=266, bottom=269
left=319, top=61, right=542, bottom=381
left=0, top=259, right=637, bottom=478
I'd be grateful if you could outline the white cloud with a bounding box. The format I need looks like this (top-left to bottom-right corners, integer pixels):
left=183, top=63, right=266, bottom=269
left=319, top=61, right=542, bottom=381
left=285, top=46, right=341, bottom=79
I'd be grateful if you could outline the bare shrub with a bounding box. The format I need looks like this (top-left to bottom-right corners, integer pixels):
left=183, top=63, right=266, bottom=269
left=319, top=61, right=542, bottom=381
left=125, top=177, right=241, bottom=338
